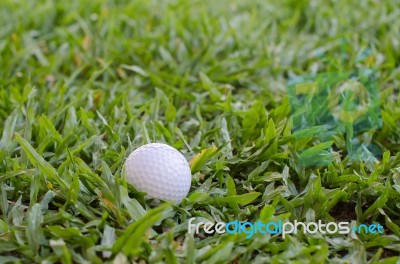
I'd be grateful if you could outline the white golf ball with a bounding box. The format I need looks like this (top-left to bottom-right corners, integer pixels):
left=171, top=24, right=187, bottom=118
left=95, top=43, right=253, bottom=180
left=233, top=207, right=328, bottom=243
left=125, top=143, right=192, bottom=203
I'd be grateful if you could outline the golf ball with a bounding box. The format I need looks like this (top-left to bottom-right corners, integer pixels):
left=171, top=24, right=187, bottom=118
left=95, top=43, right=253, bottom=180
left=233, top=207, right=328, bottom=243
left=125, top=143, right=192, bottom=203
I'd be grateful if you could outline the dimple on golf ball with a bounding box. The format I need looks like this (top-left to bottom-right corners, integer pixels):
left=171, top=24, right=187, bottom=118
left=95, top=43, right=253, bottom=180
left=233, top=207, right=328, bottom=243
left=125, top=143, right=192, bottom=203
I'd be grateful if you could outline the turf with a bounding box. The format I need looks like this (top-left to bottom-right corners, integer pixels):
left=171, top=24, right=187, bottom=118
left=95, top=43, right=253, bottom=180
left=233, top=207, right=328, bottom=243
left=1, top=0, right=400, bottom=263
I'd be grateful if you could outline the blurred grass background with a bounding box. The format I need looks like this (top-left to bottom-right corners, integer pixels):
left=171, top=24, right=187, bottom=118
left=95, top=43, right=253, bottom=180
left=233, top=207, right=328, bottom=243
left=0, top=0, right=400, bottom=263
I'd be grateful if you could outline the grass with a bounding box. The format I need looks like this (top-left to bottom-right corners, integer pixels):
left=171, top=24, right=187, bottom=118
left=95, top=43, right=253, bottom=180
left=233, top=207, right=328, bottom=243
left=0, top=0, right=400, bottom=263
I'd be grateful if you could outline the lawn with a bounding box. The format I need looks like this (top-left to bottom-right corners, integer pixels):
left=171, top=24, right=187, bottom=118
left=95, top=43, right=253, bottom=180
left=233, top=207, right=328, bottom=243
left=1, top=0, right=400, bottom=263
